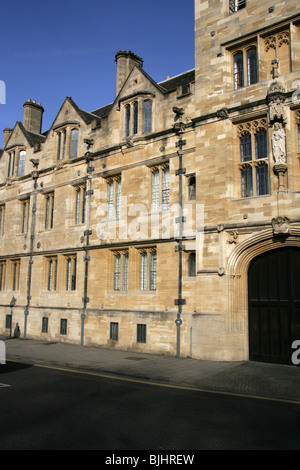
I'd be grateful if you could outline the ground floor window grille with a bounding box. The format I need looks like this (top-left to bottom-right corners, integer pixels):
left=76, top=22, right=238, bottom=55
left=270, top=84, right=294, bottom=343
left=110, top=322, right=119, bottom=341
left=42, top=317, right=48, bottom=333
left=5, top=314, right=12, bottom=330
left=60, top=318, right=67, bottom=335
left=137, top=323, right=147, bottom=343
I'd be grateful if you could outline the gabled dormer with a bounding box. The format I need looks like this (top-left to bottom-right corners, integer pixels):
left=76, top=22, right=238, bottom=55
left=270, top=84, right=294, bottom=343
left=113, top=51, right=168, bottom=142
left=46, top=96, right=101, bottom=163
left=1, top=121, right=45, bottom=181
left=0, top=99, right=46, bottom=182
left=112, top=50, right=195, bottom=144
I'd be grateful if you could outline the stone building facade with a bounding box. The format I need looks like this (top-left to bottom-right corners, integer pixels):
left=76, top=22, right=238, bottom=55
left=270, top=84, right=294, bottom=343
left=0, top=0, right=299, bottom=364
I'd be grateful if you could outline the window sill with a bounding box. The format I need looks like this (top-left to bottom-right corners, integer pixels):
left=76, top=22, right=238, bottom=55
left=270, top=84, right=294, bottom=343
left=231, top=193, right=272, bottom=202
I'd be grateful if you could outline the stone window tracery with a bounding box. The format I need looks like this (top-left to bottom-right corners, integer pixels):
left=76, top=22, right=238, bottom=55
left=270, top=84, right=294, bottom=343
left=237, top=118, right=269, bottom=198
left=233, top=45, right=257, bottom=90
left=123, top=98, right=153, bottom=138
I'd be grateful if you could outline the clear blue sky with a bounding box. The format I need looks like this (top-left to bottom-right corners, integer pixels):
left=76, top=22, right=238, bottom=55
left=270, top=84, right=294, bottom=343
left=0, top=0, right=194, bottom=137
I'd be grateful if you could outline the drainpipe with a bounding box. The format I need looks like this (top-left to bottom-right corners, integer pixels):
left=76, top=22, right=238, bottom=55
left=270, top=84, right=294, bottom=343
left=24, top=161, right=39, bottom=338
left=173, top=107, right=186, bottom=358
left=81, top=142, right=94, bottom=346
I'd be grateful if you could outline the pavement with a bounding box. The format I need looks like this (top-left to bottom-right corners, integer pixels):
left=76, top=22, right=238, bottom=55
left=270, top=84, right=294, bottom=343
left=1, top=336, right=300, bottom=403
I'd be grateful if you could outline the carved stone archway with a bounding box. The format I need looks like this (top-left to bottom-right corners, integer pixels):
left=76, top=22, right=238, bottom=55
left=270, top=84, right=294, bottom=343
left=226, top=226, right=300, bottom=359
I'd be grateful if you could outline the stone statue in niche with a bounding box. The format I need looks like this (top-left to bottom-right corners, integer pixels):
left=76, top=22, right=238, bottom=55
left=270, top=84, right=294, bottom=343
left=272, top=122, right=286, bottom=165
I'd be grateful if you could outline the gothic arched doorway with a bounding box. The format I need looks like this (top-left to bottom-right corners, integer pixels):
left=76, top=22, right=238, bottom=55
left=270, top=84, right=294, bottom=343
left=248, top=246, right=300, bottom=365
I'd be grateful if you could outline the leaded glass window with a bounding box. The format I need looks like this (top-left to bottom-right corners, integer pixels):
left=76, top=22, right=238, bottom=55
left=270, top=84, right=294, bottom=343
left=140, top=252, right=148, bottom=291
left=70, top=129, right=79, bottom=158
left=143, top=100, right=152, bottom=133
left=238, top=119, right=269, bottom=198
left=18, top=151, right=26, bottom=176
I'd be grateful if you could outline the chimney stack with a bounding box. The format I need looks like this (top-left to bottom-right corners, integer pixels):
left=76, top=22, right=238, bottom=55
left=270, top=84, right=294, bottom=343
left=3, top=128, right=13, bottom=149
left=23, top=99, right=44, bottom=134
left=115, top=50, right=143, bottom=95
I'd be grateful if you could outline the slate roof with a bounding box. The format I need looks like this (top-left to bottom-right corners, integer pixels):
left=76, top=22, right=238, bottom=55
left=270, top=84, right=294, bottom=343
left=91, top=69, right=195, bottom=120
left=18, top=122, right=46, bottom=147
left=158, top=69, right=195, bottom=93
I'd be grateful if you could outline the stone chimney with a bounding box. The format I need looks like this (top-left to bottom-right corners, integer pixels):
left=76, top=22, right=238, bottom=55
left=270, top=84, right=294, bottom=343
left=23, top=99, right=44, bottom=134
left=3, top=128, right=13, bottom=149
left=115, top=50, right=144, bottom=95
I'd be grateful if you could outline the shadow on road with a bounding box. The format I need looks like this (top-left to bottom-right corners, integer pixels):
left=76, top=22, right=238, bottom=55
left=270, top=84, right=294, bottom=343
left=0, top=361, right=33, bottom=374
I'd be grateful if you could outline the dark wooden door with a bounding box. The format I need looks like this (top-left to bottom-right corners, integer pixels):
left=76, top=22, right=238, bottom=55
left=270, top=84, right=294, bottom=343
left=248, top=247, right=300, bottom=365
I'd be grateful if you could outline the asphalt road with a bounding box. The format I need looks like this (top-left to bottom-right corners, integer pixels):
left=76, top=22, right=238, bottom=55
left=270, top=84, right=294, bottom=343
left=0, top=361, right=300, bottom=451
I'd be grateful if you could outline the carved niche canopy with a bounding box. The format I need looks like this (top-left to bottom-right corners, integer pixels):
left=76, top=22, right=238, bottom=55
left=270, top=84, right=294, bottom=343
left=267, top=79, right=287, bottom=125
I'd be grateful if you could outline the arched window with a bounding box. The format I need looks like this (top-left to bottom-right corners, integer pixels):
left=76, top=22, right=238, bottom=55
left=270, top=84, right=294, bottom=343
left=247, top=47, right=257, bottom=85
left=70, top=129, right=79, bottom=158
left=133, top=101, right=138, bottom=135
left=234, top=52, right=244, bottom=89
left=18, top=150, right=26, bottom=176
left=143, top=100, right=152, bottom=133
left=125, top=105, right=131, bottom=138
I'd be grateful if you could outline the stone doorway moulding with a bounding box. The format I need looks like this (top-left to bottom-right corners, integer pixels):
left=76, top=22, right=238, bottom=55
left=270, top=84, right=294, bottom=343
left=226, top=225, right=300, bottom=359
